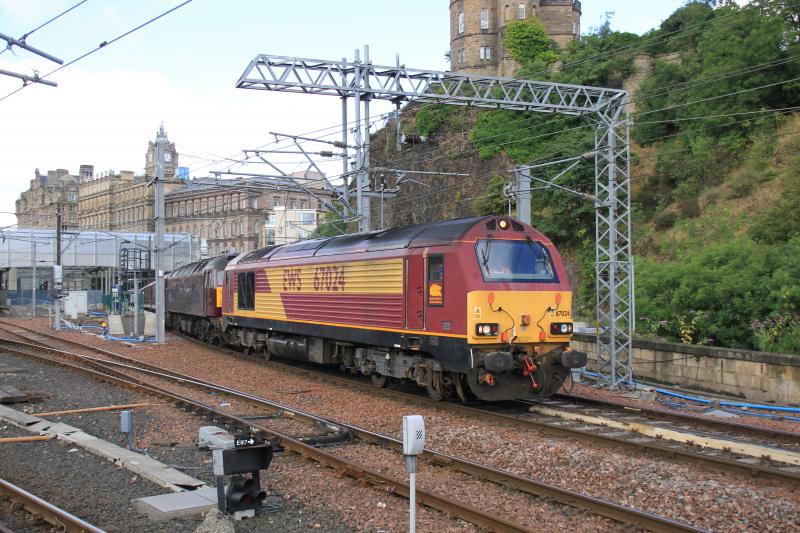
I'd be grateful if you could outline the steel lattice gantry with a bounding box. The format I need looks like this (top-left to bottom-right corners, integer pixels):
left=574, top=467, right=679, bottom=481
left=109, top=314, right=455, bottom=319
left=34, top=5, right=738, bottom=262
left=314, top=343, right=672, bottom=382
left=236, top=53, right=635, bottom=387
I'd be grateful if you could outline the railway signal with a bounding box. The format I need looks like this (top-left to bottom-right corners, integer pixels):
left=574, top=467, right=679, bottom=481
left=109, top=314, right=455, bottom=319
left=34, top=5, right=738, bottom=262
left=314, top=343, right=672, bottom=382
left=212, top=436, right=273, bottom=519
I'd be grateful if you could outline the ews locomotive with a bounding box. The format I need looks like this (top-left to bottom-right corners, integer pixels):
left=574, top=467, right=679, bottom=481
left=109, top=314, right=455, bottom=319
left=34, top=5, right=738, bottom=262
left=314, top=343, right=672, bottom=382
left=161, top=216, right=587, bottom=401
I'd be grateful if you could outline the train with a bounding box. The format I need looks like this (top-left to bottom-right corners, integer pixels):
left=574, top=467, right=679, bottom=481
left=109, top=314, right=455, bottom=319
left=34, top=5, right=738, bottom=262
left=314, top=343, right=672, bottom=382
left=149, top=216, right=587, bottom=401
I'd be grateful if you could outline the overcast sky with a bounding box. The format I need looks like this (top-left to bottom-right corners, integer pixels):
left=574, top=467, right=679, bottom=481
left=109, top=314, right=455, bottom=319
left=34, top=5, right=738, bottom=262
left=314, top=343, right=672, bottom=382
left=0, top=0, right=703, bottom=228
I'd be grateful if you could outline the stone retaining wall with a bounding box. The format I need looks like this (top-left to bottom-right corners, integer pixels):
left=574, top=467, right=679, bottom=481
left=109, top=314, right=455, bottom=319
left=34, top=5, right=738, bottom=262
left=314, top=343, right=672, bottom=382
left=571, top=334, right=799, bottom=406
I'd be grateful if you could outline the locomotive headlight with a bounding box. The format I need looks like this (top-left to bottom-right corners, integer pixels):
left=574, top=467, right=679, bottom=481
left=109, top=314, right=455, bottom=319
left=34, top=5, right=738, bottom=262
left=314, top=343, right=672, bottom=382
left=481, top=324, right=492, bottom=335
left=560, top=324, right=569, bottom=334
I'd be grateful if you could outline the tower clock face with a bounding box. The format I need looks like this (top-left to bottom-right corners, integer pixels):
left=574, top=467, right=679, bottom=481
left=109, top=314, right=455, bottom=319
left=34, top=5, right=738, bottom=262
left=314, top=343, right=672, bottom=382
left=163, top=152, right=172, bottom=163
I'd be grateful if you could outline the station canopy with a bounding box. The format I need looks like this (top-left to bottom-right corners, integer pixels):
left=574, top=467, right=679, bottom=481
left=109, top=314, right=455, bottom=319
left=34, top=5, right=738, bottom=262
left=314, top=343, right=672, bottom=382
left=0, top=229, right=206, bottom=271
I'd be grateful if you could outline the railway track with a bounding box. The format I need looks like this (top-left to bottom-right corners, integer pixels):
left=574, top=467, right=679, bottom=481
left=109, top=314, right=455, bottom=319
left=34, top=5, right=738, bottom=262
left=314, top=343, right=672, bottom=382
left=551, top=391, right=800, bottom=443
left=180, top=332, right=800, bottom=485
left=0, top=323, right=704, bottom=533
left=0, top=477, right=106, bottom=533
left=3, top=320, right=799, bottom=488
left=168, top=327, right=800, bottom=486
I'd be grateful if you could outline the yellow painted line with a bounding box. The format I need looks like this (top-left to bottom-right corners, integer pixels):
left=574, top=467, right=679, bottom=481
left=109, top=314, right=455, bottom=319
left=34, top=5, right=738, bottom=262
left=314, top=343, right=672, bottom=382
left=221, top=313, right=468, bottom=339
left=528, top=405, right=800, bottom=467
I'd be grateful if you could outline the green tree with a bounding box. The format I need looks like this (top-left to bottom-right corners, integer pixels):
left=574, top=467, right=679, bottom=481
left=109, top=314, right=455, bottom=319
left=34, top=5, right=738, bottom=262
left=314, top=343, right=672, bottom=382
left=473, top=174, right=509, bottom=216
left=310, top=206, right=352, bottom=238
left=503, top=18, right=558, bottom=66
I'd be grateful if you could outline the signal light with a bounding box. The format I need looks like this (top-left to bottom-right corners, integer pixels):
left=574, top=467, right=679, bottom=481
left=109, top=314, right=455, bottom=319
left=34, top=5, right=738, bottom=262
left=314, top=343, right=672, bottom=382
left=498, top=219, right=509, bottom=230
left=212, top=442, right=273, bottom=517
left=475, top=323, right=499, bottom=336
left=226, top=475, right=267, bottom=512
left=550, top=322, right=573, bottom=336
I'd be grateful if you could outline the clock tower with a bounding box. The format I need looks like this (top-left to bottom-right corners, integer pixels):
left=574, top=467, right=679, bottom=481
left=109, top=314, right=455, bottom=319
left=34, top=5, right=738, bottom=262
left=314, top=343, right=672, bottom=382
left=145, top=123, right=178, bottom=178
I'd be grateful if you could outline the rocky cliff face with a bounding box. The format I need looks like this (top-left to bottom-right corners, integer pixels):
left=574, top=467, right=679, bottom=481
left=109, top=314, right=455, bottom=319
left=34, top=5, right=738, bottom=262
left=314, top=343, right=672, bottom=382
left=369, top=105, right=514, bottom=228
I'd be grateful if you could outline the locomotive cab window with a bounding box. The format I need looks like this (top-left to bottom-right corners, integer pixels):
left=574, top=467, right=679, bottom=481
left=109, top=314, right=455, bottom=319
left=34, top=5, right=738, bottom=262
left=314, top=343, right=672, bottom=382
left=427, top=255, right=444, bottom=306
left=237, top=271, right=255, bottom=310
left=476, top=239, right=558, bottom=283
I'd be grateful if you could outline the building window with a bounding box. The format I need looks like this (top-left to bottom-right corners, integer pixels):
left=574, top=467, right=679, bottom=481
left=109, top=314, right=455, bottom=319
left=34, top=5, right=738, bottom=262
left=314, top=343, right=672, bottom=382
left=480, top=8, right=489, bottom=29
left=252, top=198, right=258, bottom=209
left=573, top=21, right=578, bottom=35
left=273, top=196, right=282, bottom=207
left=479, top=47, right=492, bottom=61
left=289, top=200, right=297, bottom=209
left=517, top=3, right=525, bottom=19
left=267, top=213, right=276, bottom=227
left=299, top=212, right=315, bottom=225
left=300, top=200, right=307, bottom=210
left=458, top=11, right=464, bottom=33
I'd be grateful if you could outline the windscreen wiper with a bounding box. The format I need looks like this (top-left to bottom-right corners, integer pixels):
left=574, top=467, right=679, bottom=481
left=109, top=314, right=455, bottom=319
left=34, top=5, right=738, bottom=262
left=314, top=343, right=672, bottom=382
left=481, top=235, right=493, bottom=268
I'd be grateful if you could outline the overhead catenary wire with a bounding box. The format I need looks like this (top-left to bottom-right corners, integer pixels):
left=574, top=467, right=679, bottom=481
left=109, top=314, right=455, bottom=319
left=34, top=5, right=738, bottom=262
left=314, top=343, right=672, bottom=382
left=374, top=60, right=800, bottom=174
left=0, top=0, right=90, bottom=60
left=0, top=0, right=195, bottom=103
left=528, top=1, right=794, bottom=78
left=384, top=110, right=800, bottom=223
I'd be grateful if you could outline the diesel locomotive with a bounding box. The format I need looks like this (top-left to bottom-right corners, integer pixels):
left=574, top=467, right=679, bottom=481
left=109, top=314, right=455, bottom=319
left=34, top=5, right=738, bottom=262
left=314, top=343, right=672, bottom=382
left=158, top=216, right=587, bottom=401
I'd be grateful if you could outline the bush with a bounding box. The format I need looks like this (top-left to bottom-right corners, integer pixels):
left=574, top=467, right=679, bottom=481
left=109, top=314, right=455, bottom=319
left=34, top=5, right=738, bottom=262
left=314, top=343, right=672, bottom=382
left=636, top=237, right=800, bottom=351
left=653, top=211, right=678, bottom=230
left=414, top=105, right=456, bottom=138
left=751, top=315, right=800, bottom=354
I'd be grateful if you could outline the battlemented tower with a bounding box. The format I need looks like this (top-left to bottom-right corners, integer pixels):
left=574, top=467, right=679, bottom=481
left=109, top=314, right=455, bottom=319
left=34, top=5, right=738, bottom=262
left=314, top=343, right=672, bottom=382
left=449, top=0, right=581, bottom=77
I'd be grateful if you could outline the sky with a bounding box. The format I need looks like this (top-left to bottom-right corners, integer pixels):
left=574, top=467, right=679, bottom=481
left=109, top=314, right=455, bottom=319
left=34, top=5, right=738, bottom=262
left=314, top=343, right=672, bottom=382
left=0, top=0, right=709, bottom=228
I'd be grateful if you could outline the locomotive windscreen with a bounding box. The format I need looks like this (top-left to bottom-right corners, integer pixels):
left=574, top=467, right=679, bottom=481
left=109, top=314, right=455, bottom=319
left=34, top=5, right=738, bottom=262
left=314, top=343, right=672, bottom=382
left=475, top=239, right=558, bottom=283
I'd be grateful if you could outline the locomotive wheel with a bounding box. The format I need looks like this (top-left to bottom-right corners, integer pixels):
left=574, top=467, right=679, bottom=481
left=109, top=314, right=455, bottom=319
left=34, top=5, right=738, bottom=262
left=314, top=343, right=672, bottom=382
left=454, top=373, right=468, bottom=402
left=262, top=346, right=272, bottom=362
left=426, top=372, right=445, bottom=401
left=370, top=374, right=388, bottom=388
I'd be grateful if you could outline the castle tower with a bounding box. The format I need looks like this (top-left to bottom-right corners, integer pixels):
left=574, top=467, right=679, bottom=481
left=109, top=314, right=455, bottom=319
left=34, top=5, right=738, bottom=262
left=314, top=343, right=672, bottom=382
left=145, top=123, right=179, bottom=179
left=449, top=1, right=581, bottom=77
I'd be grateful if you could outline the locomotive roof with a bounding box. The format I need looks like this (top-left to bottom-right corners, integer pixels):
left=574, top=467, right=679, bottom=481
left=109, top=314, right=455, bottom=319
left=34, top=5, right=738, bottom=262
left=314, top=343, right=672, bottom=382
left=239, top=216, right=493, bottom=264
left=167, top=252, right=238, bottom=277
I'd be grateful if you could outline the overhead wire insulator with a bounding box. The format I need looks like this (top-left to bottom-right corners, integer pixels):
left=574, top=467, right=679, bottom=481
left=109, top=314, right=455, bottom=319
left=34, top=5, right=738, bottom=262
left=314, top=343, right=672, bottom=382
left=319, top=150, right=334, bottom=158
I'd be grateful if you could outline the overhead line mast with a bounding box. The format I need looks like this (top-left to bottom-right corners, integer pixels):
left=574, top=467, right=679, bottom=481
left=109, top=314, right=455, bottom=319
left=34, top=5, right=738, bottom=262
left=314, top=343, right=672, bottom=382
left=235, top=51, right=634, bottom=387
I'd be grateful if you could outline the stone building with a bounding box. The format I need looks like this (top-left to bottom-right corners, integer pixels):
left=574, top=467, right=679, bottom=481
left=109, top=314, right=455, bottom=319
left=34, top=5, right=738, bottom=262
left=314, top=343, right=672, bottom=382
left=165, top=175, right=324, bottom=257
left=78, top=170, right=186, bottom=232
left=77, top=126, right=185, bottom=232
left=449, top=0, right=581, bottom=77
left=15, top=168, right=81, bottom=229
